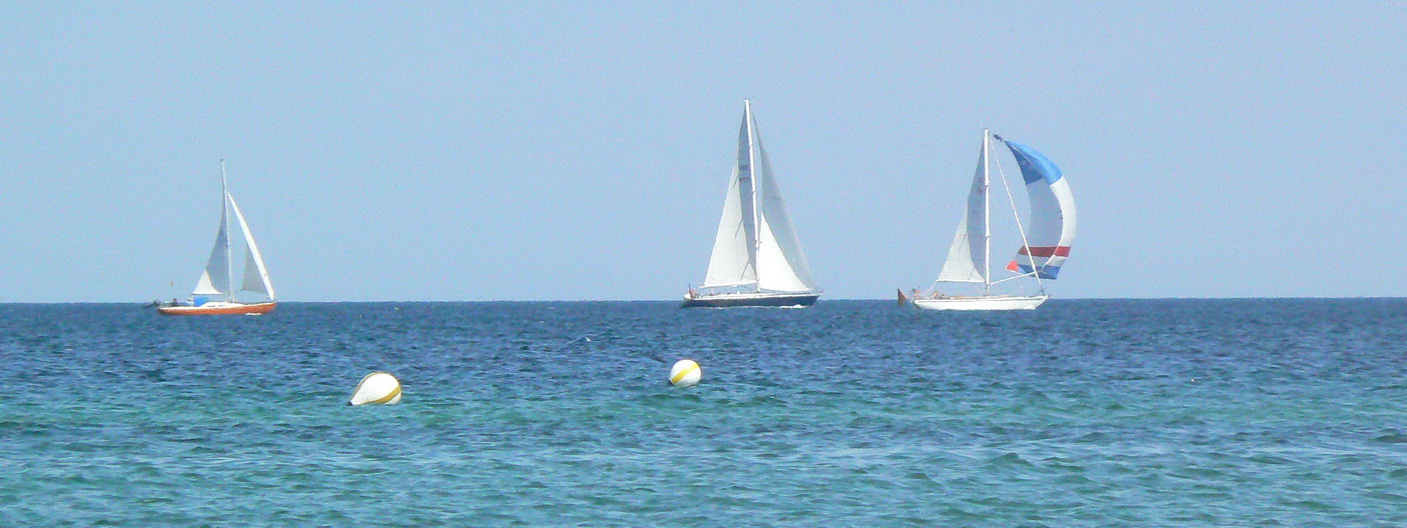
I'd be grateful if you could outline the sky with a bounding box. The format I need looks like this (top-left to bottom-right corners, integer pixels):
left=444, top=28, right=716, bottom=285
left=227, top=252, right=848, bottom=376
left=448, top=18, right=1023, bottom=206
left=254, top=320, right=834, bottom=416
left=2, top=2, right=1404, bottom=302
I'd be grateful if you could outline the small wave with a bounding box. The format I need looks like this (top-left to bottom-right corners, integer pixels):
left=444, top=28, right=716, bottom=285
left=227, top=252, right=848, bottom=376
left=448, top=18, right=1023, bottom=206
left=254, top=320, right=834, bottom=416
left=985, top=452, right=1034, bottom=467
left=1372, top=431, right=1407, bottom=444
left=1277, top=498, right=1337, bottom=512
left=1368, top=492, right=1407, bottom=504
left=1245, top=454, right=1294, bottom=465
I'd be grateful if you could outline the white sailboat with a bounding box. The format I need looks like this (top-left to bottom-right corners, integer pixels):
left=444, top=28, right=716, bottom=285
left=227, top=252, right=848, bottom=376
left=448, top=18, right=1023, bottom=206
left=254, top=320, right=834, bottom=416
left=909, top=129, right=1076, bottom=311
left=684, top=100, right=821, bottom=308
left=158, top=161, right=277, bottom=315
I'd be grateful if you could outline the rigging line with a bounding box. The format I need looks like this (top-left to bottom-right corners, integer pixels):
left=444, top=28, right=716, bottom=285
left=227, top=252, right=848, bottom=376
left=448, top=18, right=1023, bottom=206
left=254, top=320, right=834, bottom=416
left=220, top=160, right=233, bottom=302
left=990, top=271, right=1041, bottom=285
left=550, top=335, right=593, bottom=353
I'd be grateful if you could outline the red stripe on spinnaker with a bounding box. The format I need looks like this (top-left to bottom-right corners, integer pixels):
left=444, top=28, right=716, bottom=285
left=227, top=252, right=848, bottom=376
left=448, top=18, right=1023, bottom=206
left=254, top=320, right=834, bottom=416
left=1017, top=246, right=1071, bottom=257
left=1006, top=260, right=1020, bottom=272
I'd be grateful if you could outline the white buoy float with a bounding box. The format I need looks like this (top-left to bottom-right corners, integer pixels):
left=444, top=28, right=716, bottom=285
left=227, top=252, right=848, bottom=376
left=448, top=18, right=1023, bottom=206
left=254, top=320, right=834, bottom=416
left=669, top=359, right=702, bottom=387
left=349, top=371, right=402, bottom=405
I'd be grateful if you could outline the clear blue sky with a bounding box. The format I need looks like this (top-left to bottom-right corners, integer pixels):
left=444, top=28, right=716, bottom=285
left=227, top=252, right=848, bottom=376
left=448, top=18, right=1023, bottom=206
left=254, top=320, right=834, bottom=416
left=2, top=2, right=1403, bottom=302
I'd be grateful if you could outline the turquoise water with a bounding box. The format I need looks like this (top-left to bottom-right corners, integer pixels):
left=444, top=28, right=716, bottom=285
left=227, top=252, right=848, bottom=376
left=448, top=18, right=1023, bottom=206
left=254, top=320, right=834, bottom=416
left=2, top=300, right=1405, bottom=526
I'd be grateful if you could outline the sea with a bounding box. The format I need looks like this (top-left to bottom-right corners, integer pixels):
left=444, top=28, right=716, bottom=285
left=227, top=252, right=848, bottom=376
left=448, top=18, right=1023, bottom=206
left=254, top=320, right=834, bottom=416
left=1, top=299, right=1404, bottom=526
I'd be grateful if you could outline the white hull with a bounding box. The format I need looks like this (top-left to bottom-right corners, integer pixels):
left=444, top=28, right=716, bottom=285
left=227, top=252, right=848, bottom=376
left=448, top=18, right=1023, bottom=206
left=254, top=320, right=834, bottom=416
left=912, top=295, right=1048, bottom=311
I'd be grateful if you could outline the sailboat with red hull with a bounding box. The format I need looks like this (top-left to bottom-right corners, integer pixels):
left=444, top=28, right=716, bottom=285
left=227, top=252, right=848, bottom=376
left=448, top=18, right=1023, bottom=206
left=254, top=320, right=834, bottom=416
left=157, top=161, right=277, bottom=316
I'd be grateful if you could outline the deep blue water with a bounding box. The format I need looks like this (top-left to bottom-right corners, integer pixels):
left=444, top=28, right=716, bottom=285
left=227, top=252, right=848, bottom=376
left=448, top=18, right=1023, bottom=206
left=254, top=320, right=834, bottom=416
left=1, top=299, right=1405, bottom=526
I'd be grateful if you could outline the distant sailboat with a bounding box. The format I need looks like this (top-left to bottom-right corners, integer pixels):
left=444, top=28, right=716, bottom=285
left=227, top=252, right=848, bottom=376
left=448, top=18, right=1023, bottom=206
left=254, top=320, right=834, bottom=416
left=910, top=129, right=1076, bottom=311
left=683, top=100, right=821, bottom=308
left=157, top=161, right=277, bottom=315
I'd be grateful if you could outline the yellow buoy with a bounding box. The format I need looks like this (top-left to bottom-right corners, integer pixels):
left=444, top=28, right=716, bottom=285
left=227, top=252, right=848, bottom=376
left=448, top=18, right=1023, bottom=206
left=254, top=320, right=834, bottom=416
left=349, top=371, right=402, bottom=405
left=669, top=359, right=701, bottom=387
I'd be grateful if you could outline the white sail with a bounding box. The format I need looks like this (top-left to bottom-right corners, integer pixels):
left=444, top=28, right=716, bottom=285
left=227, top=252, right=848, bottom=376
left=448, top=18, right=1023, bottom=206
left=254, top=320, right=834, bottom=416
left=185, top=163, right=275, bottom=303
left=700, top=113, right=760, bottom=289
left=229, top=193, right=275, bottom=299
left=191, top=188, right=230, bottom=296
left=696, top=100, right=818, bottom=296
left=752, top=132, right=817, bottom=292
left=936, top=139, right=988, bottom=283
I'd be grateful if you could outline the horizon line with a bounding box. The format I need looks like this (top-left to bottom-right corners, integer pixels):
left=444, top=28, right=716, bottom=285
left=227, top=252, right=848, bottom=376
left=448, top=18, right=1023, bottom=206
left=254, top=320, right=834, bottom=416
left=1, top=295, right=1404, bottom=305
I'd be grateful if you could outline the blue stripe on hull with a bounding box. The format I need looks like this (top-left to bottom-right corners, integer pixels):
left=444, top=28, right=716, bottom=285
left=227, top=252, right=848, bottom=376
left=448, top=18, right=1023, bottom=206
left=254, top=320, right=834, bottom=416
left=681, top=294, right=820, bottom=308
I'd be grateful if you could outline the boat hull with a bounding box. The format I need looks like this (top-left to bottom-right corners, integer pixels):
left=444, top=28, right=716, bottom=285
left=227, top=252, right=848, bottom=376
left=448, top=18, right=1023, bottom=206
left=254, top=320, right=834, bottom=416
left=682, top=292, right=820, bottom=308
left=912, top=295, right=1048, bottom=311
left=157, top=301, right=277, bottom=316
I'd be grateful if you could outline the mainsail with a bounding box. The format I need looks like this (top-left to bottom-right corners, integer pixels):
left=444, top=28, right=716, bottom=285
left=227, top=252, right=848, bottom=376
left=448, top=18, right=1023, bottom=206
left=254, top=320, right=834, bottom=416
left=192, top=193, right=231, bottom=296
left=701, top=113, right=760, bottom=289
left=935, top=137, right=989, bottom=283
left=700, top=101, right=817, bottom=293
left=1001, top=140, right=1076, bottom=279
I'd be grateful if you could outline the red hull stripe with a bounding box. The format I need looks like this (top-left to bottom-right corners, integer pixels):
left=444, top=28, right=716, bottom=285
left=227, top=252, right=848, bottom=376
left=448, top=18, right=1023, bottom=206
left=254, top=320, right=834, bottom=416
left=1017, top=246, right=1071, bottom=257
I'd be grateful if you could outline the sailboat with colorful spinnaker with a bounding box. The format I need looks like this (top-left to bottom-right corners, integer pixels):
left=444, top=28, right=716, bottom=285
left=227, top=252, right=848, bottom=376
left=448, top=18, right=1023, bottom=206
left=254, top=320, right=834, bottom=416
left=683, top=100, right=821, bottom=308
left=907, top=129, right=1076, bottom=311
left=157, top=161, right=277, bottom=315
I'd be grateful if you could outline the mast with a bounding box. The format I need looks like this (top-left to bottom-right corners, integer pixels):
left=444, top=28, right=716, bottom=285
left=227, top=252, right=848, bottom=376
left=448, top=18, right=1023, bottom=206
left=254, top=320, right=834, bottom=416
left=745, top=99, right=761, bottom=293
left=982, top=129, right=992, bottom=296
left=221, top=159, right=233, bottom=302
